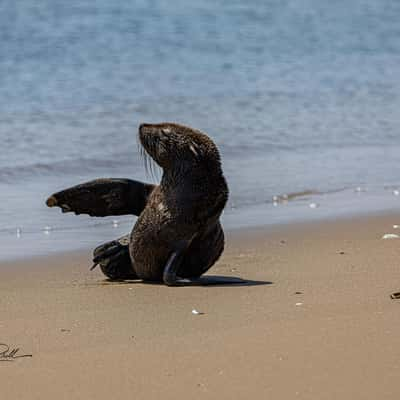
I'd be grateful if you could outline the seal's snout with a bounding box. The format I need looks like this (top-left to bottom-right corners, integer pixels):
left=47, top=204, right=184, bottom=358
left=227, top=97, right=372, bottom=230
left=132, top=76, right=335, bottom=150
left=138, top=123, right=150, bottom=144
left=139, top=123, right=151, bottom=137
left=139, top=123, right=150, bottom=131
left=46, top=195, right=58, bottom=208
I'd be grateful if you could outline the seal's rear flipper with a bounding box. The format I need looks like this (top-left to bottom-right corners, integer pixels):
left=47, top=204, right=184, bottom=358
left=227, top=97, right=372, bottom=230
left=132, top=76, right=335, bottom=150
left=46, top=178, right=155, bottom=217
left=92, top=234, right=138, bottom=280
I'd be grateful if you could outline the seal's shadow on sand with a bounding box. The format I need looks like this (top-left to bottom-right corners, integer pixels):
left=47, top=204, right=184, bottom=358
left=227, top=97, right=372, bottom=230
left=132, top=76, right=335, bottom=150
left=98, top=276, right=272, bottom=287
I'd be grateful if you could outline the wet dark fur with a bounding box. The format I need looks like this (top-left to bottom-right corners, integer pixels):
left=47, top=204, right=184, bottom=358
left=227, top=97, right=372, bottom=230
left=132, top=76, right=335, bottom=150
left=130, top=123, right=228, bottom=280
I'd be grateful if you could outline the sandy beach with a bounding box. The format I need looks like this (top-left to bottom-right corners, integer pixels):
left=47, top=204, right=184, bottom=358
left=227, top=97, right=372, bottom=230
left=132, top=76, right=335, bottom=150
left=1, top=212, right=400, bottom=399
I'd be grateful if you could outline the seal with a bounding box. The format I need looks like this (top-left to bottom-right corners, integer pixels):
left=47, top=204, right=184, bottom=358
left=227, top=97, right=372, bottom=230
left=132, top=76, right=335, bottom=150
left=46, top=122, right=230, bottom=286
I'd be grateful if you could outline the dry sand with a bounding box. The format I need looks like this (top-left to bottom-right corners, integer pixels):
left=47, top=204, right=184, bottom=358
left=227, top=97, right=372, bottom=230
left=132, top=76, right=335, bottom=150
left=1, top=213, right=400, bottom=399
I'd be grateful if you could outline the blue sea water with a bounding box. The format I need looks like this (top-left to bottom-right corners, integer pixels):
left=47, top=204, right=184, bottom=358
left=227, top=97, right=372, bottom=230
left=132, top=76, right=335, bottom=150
left=1, top=0, right=400, bottom=260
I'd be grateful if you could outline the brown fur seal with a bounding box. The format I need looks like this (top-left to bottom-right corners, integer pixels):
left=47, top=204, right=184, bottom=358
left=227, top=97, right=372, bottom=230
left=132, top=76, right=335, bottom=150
left=46, top=122, right=230, bottom=286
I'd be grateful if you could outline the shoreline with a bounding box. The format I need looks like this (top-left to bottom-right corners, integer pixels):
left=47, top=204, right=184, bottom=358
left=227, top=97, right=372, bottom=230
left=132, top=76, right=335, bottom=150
left=2, top=184, right=400, bottom=262
left=2, top=207, right=400, bottom=266
left=2, top=211, right=400, bottom=399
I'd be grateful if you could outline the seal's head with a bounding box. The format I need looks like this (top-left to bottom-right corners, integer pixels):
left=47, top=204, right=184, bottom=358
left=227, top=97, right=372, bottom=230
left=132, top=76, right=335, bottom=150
left=138, top=123, right=222, bottom=171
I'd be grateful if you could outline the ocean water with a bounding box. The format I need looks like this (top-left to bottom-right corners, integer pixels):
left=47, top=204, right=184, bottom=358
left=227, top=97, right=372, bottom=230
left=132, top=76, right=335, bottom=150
left=1, top=0, right=400, bottom=260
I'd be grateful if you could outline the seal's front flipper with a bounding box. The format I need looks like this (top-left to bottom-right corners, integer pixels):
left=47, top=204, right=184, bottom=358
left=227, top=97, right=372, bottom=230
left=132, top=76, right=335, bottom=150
left=163, top=240, right=192, bottom=286
left=92, top=234, right=138, bottom=280
left=46, top=178, right=155, bottom=217
left=162, top=240, right=241, bottom=286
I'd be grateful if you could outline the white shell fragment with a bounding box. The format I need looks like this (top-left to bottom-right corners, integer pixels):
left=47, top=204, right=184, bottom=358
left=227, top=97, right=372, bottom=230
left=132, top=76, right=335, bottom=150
left=272, top=194, right=288, bottom=204
left=393, top=190, right=400, bottom=196
left=295, top=302, right=303, bottom=306
left=309, top=202, right=319, bottom=209
left=191, top=309, right=204, bottom=315
left=43, top=226, right=52, bottom=235
left=393, top=225, right=400, bottom=229
left=382, top=234, right=399, bottom=239
left=16, top=228, right=22, bottom=238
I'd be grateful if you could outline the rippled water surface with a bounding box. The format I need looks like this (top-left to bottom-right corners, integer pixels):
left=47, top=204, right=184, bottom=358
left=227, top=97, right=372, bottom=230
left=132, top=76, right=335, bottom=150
left=1, top=0, right=400, bottom=259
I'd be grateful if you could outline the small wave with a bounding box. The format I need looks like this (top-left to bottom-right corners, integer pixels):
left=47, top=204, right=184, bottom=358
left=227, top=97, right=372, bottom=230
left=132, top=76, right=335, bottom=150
left=271, top=188, right=349, bottom=202
left=0, top=155, right=138, bottom=183
left=228, top=187, right=352, bottom=211
left=274, top=190, right=320, bottom=202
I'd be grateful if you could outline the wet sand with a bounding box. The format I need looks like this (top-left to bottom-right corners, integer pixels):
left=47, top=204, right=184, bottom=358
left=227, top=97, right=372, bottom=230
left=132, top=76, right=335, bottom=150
left=1, top=213, right=400, bottom=399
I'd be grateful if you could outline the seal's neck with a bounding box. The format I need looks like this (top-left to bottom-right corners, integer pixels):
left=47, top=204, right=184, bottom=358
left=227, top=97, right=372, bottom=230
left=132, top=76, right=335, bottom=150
left=161, top=160, right=223, bottom=187
left=160, top=170, right=228, bottom=214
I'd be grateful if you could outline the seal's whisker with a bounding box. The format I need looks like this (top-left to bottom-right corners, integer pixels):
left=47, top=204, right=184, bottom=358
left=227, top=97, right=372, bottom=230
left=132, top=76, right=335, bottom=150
left=138, top=136, right=160, bottom=183
left=149, top=147, right=161, bottom=182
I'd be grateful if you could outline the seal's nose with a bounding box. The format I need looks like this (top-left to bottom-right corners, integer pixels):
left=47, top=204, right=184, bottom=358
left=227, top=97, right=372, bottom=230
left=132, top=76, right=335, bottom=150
left=139, top=123, right=151, bottom=133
